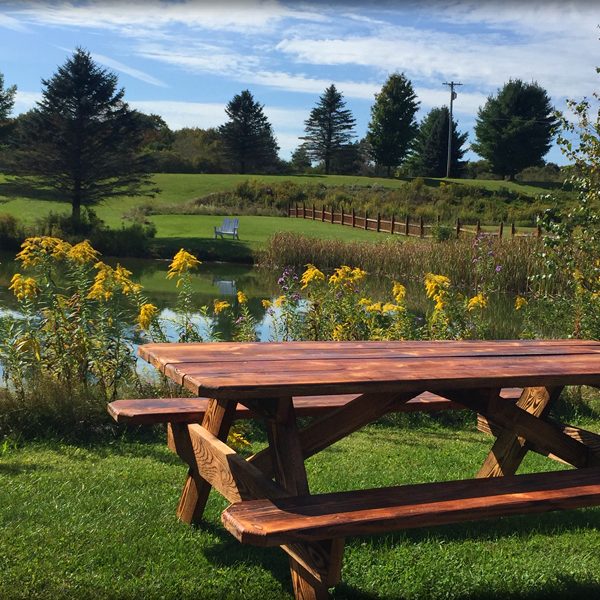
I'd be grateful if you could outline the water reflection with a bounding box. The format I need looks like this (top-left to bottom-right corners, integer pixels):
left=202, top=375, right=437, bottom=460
left=0, top=253, right=523, bottom=340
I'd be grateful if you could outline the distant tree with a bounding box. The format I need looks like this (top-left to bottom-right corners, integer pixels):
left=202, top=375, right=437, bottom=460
left=135, top=113, right=174, bottom=152
left=12, top=48, right=156, bottom=226
left=329, top=139, right=373, bottom=175
left=219, top=90, right=279, bottom=174
left=472, top=79, right=557, bottom=180
left=290, top=143, right=312, bottom=173
left=0, top=71, right=17, bottom=144
left=302, top=84, right=356, bottom=174
left=408, top=107, right=468, bottom=178
left=366, top=73, right=419, bottom=176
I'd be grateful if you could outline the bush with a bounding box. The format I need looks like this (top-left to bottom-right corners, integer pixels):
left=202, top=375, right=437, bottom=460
left=0, top=214, right=25, bottom=251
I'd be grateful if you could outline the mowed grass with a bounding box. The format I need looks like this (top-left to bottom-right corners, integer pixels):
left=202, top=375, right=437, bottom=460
left=2, top=420, right=600, bottom=599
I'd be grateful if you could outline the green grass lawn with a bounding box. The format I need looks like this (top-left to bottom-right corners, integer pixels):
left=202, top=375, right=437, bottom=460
left=2, top=418, right=600, bottom=599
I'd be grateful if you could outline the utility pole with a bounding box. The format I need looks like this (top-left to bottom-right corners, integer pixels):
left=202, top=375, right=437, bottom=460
left=443, top=81, right=462, bottom=178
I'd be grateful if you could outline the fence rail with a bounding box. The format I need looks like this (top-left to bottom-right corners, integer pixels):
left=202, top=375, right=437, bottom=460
left=287, top=203, right=542, bottom=239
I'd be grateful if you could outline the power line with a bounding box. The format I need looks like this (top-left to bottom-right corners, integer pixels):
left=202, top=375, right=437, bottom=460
left=443, top=81, right=462, bottom=178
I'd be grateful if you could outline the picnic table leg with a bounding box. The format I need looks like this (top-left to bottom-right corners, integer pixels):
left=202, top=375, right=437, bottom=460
left=169, top=397, right=237, bottom=524
left=477, top=386, right=563, bottom=477
left=266, top=396, right=343, bottom=600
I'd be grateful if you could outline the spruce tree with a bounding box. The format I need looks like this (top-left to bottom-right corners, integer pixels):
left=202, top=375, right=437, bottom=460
left=409, top=107, right=468, bottom=178
left=13, top=48, right=155, bottom=226
left=472, top=79, right=557, bottom=180
left=0, top=71, right=16, bottom=145
left=219, top=90, right=279, bottom=174
left=302, top=84, right=356, bottom=174
left=366, top=73, right=419, bottom=176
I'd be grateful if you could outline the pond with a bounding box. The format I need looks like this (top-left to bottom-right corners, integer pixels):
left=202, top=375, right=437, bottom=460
left=0, top=253, right=523, bottom=341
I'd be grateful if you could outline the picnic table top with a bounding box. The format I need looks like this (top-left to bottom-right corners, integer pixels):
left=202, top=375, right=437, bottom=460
left=138, top=339, right=600, bottom=399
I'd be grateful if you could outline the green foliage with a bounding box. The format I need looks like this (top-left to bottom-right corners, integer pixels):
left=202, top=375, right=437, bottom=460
left=11, top=48, right=157, bottom=225
left=366, top=73, right=419, bottom=175
left=408, top=107, right=468, bottom=177
left=289, top=143, right=312, bottom=173
left=472, top=79, right=558, bottom=179
left=0, top=71, right=16, bottom=145
left=219, top=90, right=279, bottom=174
left=302, top=84, right=356, bottom=174
left=0, top=213, right=24, bottom=251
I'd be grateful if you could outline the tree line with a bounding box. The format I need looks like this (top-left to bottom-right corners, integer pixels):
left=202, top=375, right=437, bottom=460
left=0, top=48, right=557, bottom=226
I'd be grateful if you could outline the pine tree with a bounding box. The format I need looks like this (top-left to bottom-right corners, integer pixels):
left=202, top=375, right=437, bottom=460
left=472, top=79, right=557, bottom=180
left=366, top=73, right=419, bottom=176
left=0, top=71, right=17, bottom=144
left=301, top=85, right=356, bottom=174
left=409, top=107, right=468, bottom=177
left=219, top=90, right=279, bottom=174
left=290, top=144, right=312, bottom=173
left=13, top=48, right=155, bottom=226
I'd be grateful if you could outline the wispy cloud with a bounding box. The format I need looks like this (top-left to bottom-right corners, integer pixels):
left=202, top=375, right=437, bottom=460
left=0, top=12, right=29, bottom=31
left=92, top=52, right=168, bottom=88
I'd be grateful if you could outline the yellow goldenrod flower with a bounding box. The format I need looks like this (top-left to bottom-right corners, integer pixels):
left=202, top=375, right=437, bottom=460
left=300, top=264, right=325, bottom=289
left=114, top=263, right=142, bottom=296
left=213, top=300, right=231, bottom=314
left=87, top=262, right=114, bottom=301
left=167, top=249, right=201, bottom=280
left=467, top=292, right=488, bottom=311
left=329, top=265, right=367, bottom=287
left=358, top=297, right=372, bottom=306
left=9, top=273, right=39, bottom=301
left=237, top=291, right=248, bottom=304
left=138, top=303, right=158, bottom=330
left=332, top=323, right=347, bottom=341
left=16, top=236, right=71, bottom=267
left=424, top=273, right=450, bottom=312
left=392, top=281, right=406, bottom=303
left=261, top=299, right=272, bottom=309
left=382, top=302, right=400, bottom=313
left=67, top=240, right=100, bottom=265
left=274, top=295, right=286, bottom=308
left=365, top=302, right=383, bottom=313
left=515, top=296, right=528, bottom=311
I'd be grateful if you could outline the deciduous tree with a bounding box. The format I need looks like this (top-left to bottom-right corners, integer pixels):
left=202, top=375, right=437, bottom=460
left=219, top=90, right=279, bottom=174
left=12, top=48, right=156, bottom=226
left=366, top=73, right=419, bottom=176
left=472, top=79, right=557, bottom=180
left=302, top=84, right=356, bottom=174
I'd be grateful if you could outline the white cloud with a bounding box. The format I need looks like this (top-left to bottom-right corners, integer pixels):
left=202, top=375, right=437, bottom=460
left=0, top=12, right=29, bottom=31
left=7, top=0, right=326, bottom=34
left=92, top=52, right=168, bottom=88
left=13, top=90, right=42, bottom=112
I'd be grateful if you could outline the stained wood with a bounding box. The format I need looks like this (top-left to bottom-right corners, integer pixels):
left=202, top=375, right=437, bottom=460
left=107, top=389, right=522, bottom=425
left=171, top=397, right=236, bottom=524
left=222, top=467, right=600, bottom=547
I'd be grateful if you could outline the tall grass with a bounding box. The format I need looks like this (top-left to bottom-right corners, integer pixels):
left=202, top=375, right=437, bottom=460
left=262, top=232, right=550, bottom=293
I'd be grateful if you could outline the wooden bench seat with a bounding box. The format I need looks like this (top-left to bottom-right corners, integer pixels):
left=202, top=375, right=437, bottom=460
left=222, top=467, right=600, bottom=547
left=108, top=389, right=523, bottom=425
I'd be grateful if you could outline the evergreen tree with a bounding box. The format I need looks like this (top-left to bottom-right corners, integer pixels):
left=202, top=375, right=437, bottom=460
left=366, top=73, right=419, bottom=176
left=472, top=79, right=557, bottom=180
left=301, top=84, right=356, bottom=174
left=0, top=71, right=16, bottom=144
left=290, top=143, right=312, bottom=173
left=219, top=90, right=279, bottom=174
left=12, top=48, right=155, bottom=226
left=409, top=107, right=468, bottom=177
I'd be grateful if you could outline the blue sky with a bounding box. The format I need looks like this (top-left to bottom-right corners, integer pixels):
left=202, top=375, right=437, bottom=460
left=1, top=0, right=598, bottom=163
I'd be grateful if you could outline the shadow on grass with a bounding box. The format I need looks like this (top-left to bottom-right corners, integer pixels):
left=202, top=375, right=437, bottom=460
left=0, top=462, right=54, bottom=475
left=153, top=236, right=256, bottom=263
left=0, top=177, right=65, bottom=203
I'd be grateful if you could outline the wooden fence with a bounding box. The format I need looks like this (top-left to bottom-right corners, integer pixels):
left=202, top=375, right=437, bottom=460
left=287, top=203, right=542, bottom=239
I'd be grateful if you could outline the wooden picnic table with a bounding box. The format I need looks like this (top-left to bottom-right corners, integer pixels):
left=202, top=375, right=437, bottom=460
left=136, top=339, right=600, bottom=599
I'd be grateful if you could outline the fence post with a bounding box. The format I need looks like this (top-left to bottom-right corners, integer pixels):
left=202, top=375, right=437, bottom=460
left=405, top=215, right=410, bottom=236
left=331, top=206, right=334, bottom=224
left=294, top=203, right=298, bottom=217
left=341, top=206, right=345, bottom=226
left=456, top=218, right=461, bottom=238
left=321, top=204, right=325, bottom=222
left=476, top=219, right=481, bottom=236
left=391, top=214, right=395, bottom=234
left=352, top=208, right=356, bottom=227
left=312, top=204, right=315, bottom=220
left=419, top=216, right=424, bottom=238
left=537, top=224, right=542, bottom=237
left=365, top=211, right=368, bottom=230
left=302, top=202, right=306, bottom=219
left=377, top=212, right=381, bottom=232
left=511, top=221, right=516, bottom=237
left=499, top=221, right=504, bottom=238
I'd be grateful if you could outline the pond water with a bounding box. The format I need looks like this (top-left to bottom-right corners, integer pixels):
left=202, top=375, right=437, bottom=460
left=0, top=253, right=523, bottom=341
